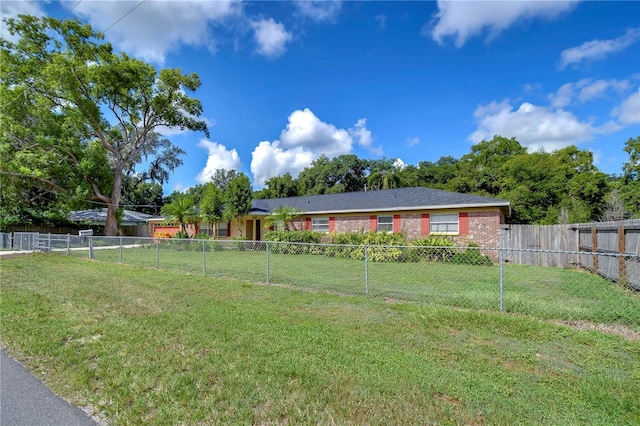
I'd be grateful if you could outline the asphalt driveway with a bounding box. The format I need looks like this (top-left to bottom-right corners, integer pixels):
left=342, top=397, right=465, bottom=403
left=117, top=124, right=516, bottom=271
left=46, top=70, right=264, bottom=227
left=0, top=349, right=98, bottom=426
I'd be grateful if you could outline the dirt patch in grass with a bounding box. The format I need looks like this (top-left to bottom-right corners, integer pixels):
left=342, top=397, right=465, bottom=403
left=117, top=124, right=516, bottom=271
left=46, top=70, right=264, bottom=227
left=559, top=320, right=640, bottom=342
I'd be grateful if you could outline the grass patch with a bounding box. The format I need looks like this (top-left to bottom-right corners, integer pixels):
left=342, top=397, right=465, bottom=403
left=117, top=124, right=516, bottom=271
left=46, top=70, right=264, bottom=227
left=2, top=254, right=639, bottom=425
left=67, top=246, right=640, bottom=326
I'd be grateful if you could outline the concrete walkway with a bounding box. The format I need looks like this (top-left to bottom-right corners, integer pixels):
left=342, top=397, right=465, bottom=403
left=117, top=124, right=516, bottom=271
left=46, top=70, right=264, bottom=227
left=0, top=349, right=98, bottom=426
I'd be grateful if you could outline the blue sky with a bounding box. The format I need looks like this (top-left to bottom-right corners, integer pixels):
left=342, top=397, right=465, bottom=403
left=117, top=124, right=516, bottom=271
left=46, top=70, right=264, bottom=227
left=2, top=1, right=639, bottom=193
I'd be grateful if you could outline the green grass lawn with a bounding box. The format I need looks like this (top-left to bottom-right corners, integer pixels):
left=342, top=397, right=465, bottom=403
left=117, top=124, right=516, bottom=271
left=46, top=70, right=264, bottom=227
left=1, top=254, right=639, bottom=425
left=67, top=246, right=640, bottom=327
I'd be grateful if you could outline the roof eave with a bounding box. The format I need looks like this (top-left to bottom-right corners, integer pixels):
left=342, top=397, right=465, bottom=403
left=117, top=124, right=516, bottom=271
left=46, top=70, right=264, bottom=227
left=269, top=202, right=511, bottom=216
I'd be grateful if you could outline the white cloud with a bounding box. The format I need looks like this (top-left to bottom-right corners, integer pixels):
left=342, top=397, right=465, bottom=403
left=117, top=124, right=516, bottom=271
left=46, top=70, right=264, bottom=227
left=250, top=142, right=314, bottom=187
left=279, top=108, right=353, bottom=155
left=1, top=1, right=48, bottom=42
left=250, top=108, right=373, bottom=186
left=64, top=0, right=240, bottom=64
left=429, top=0, right=577, bottom=47
left=612, top=89, right=640, bottom=125
left=196, top=140, right=242, bottom=184
left=393, top=158, right=406, bottom=170
left=407, top=136, right=420, bottom=146
left=172, top=183, right=187, bottom=193
left=294, top=0, right=342, bottom=23
left=470, top=101, right=595, bottom=151
left=560, top=27, right=640, bottom=69
left=548, top=79, right=631, bottom=108
left=251, top=18, right=292, bottom=58
left=349, top=118, right=373, bottom=148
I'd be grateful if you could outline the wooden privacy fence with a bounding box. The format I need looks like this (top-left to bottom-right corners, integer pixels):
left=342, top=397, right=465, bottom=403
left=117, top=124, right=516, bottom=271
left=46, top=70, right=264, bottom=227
left=500, top=220, right=640, bottom=290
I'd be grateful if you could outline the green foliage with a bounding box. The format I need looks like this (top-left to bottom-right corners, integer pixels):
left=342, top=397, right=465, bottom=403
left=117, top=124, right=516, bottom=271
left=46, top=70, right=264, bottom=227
left=263, top=205, right=304, bottom=231
left=255, top=173, right=299, bottom=199
left=264, top=230, right=323, bottom=244
left=161, top=195, right=198, bottom=234
left=172, top=231, right=189, bottom=239
left=199, top=183, right=225, bottom=235
left=449, top=242, right=493, bottom=266
left=264, top=230, right=322, bottom=254
left=297, top=154, right=369, bottom=195
left=225, top=173, right=253, bottom=237
left=1, top=16, right=208, bottom=234
left=407, top=236, right=456, bottom=262
left=367, top=158, right=403, bottom=190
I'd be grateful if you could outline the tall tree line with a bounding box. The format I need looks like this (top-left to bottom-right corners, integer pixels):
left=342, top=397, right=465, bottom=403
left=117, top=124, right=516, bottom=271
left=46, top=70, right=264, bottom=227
left=252, top=136, right=640, bottom=224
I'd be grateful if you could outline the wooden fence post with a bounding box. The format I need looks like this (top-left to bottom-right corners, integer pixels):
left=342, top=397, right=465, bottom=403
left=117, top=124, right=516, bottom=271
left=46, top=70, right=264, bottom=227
left=618, top=224, right=626, bottom=284
left=591, top=226, right=598, bottom=275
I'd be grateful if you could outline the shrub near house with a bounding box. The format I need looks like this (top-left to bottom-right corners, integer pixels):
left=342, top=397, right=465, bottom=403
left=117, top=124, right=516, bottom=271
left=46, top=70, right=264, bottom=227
left=264, top=230, right=493, bottom=264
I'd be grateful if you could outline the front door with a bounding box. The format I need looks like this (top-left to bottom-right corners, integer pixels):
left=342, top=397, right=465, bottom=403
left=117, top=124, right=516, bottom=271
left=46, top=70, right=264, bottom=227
left=255, top=220, right=261, bottom=241
left=245, top=219, right=254, bottom=241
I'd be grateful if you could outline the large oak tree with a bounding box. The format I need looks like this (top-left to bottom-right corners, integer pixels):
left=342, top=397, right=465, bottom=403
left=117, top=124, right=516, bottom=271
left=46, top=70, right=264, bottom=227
left=1, top=16, right=208, bottom=234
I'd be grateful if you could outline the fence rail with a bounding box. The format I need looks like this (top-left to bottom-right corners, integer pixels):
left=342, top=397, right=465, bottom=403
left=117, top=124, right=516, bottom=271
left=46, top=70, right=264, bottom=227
left=500, top=220, right=640, bottom=288
left=6, top=234, right=637, bottom=328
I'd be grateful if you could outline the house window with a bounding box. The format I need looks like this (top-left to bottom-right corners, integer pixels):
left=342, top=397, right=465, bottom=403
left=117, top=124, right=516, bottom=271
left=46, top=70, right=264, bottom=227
left=377, top=215, right=393, bottom=232
left=312, top=217, right=329, bottom=233
left=430, top=213, right=459, bottom=234
left=216, top=222, right=229, bottom=237
left=200, top=223, right=212, bottom=236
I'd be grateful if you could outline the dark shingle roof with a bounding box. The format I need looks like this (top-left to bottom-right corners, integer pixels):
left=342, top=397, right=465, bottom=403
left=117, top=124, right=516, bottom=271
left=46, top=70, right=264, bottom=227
left=251, top=187, right=510, bottom=216
left=69, top=209, right=159, bottom=225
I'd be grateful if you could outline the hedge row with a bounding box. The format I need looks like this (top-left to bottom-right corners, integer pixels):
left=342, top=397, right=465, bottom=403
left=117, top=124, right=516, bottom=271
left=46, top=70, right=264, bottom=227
left=264, top=231, right=493, bottom=265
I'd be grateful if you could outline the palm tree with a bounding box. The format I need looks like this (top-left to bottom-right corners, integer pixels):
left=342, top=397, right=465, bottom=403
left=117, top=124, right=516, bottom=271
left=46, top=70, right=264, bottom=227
left=160, top=194, right=198, bottom=235
left=367, top=159, right=402, bottom=190
left=264, top=205, right=304, bottom=231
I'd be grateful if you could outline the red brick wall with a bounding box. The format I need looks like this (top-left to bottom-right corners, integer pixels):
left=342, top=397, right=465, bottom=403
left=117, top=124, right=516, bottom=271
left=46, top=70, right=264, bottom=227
left=335, top=216, right=370, bottom=233
left=289, top=210, right=503, bottom=248
left=451, top=210, right=502, bottom=248
left=401, top=214, right=422, bottom=240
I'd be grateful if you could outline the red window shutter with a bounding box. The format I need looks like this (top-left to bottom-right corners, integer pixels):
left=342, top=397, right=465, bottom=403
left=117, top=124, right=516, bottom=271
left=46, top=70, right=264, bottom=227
left=329, top=217, right=335, bottom=232
left=459, top=212, right=469, bottom=235
left=421, top=213, right=430, bottom=236
left=370, top=216, right=377, bottom=231
left=393, top=214, right=401, bottom=233
left=306, top=217, right=312, bottom=231
left=227, top=221, right=231, bottom=237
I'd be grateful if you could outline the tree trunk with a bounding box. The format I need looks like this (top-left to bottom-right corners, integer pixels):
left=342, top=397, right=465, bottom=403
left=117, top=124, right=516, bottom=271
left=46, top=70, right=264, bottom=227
left=104, top=173, right=122, bottom=236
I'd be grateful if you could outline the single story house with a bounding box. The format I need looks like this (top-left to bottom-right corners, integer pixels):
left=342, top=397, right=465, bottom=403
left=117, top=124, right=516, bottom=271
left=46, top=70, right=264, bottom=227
left=149, top=187, right=510, bottom=247
left=69, top=208, right=159, bottom=237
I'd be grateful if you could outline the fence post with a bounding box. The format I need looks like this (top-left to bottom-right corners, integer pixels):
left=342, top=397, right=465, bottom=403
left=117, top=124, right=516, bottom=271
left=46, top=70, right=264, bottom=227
left=202, top=240, right=206, bottom=275
left=266, top=241, right=270, bottom=285
left=591, top=226, right=598, bottom=275
left=89, top=236, right=94, bottom=259
left=499, top=248, right=504, bottom=311
left=119, top=237, right=123, bottom=263
left=617, top=223, right=626, bottom=285
left=364, top=245, right=369, bottom=295
left=156, top=240, right=159, bottom=268
left=48, top=233, right=51, bottom=251
left=67, top=234, right=71, bottom=256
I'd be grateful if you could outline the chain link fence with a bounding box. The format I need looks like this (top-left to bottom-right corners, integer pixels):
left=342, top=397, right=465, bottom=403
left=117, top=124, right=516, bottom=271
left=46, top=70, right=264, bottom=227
left=12, top=234, right=640, bottom=328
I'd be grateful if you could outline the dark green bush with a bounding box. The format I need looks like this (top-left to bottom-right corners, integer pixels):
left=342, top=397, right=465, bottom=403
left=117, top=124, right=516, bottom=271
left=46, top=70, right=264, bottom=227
left=404, top=236, right=455, bottom=262
left=172, top=231, right=189, bottom=239
left=448, top=242, right=493, bottom=266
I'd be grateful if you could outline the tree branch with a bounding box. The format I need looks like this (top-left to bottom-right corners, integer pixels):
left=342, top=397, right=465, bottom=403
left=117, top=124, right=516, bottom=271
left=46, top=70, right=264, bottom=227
left=0, top=170, right=65, bottom=192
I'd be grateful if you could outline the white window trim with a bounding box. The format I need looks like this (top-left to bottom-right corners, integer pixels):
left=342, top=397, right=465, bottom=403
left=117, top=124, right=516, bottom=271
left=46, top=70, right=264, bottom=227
left=312, top=217, right=330, bottom=233
left=430, top=213, right=459, bottom=235
left=377, top=215, right=394, bottom=233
